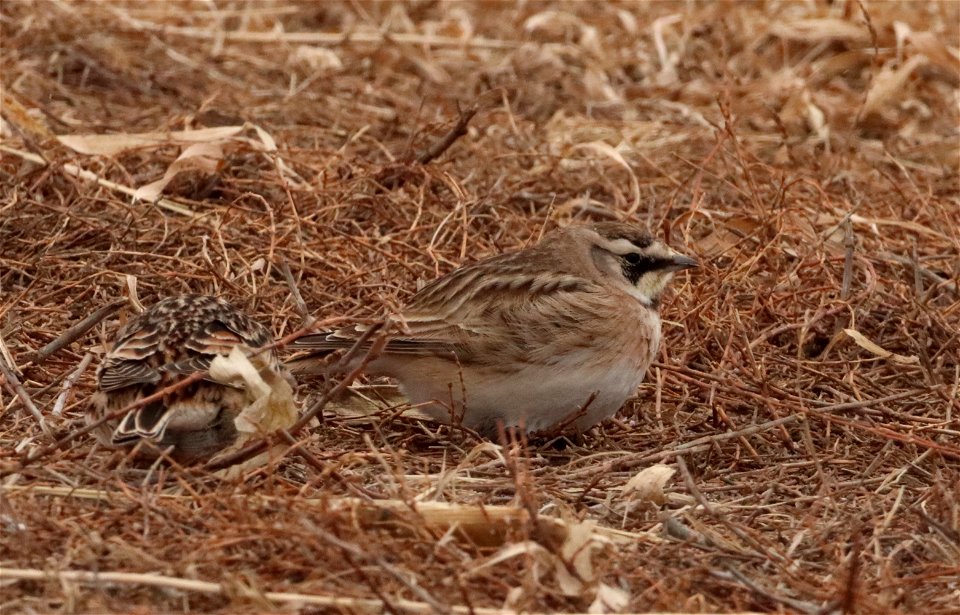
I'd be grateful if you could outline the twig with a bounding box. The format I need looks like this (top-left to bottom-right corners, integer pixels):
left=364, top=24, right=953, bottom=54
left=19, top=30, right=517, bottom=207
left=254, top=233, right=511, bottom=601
left=840, top=527, right=864, bottom=614
left=711, top=566, right=820, bottom=614
left=659, top=362, right=922, bottom=414
left=816, top=413, right=960, bottom=459
left=340, top=549, right=401, bottom=615
left=0, top=145, right=210, bottom=224
left=0, top=566, right=521, bottom=614
left=415, top=104, right=478, bottom=165
left=325, top=323, right=386, bottom=382
left=276, top=429, right=379, bottom=499
left=917, top=509, right=960, bottom=545
left=314, top=527, right=452, bottom=615
left=52, top=352, right=94, bottom=416
left=5, top=484, right=658, bottom=540
left=676, top=455, right=782, bottom=562
left=28, top=299, right=126, bottom=365
left=911, top=240, right=923, bottom=298
left=617, top=390, right=920, bottom=469
left=541, top=392, right=597, bottom=437
left=877, top=250, right=958, bottom=296
left=109, top=7, right=519, bottom=49
left=0, top=327, right=16, bottom=372
left=0, top=343, right=50, bottom=436
left=6, top=371, right=208, bottom=474
left=278, top=261, right=315, bottom=327
left=841, top=217, right=855, bottom=300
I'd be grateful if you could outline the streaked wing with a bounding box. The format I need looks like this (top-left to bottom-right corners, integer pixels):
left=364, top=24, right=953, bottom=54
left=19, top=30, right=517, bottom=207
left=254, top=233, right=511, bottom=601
left=399, top=252, right=590, bottom=346
left=293, top=252, right=597, bottom=364
left=166, top=355, right=214, bottom=375
left=402, top=249, right=584, bottom=320
left=98, top=359, right=161, bottom=392
left=98, top=324, right=165, bottom=391
left=406, top=278, right=609, bottom=366
left=107, top=323, right=162, bottom=362
left=292, top=325, right=457, bottom=357
left=99, top=297, right=273, bottom=388
left=171, top=317, right=272, bottom=381
left=186, top=315, right=270, bottom=354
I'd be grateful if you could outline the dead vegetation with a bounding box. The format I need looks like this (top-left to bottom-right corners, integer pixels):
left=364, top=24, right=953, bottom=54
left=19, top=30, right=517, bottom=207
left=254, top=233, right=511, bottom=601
left=1, top=1, right=958, bottom=613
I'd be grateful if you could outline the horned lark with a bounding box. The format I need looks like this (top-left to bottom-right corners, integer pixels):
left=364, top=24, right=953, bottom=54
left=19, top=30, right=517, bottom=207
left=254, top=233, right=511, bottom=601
left=290, top=222, right=697, bottom=438
left=90, top=295, right=293, bottom=461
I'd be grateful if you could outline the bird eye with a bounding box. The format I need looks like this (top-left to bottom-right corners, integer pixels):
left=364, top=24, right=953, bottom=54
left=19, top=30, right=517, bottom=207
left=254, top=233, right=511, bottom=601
left=624, top=253, right=641, bottom=264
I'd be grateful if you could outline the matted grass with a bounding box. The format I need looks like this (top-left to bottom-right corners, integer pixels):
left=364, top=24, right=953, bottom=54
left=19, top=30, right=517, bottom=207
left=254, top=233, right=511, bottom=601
left=1, top=1, right=958, bottom=613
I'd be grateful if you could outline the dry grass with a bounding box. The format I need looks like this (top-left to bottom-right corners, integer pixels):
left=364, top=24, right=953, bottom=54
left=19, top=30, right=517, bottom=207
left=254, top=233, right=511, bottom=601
left=1, top=1, right=959, bottom=613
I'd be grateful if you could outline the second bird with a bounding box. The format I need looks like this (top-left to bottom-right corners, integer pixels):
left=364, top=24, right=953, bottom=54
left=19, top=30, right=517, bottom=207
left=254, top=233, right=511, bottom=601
left=290, top=222, right=697, bottom=438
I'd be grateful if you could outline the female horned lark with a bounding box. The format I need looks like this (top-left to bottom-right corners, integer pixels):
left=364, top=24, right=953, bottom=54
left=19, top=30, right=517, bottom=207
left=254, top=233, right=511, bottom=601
left=90, top=295, right=293, bottom=461
left=290, top=222, right=696, bottom=438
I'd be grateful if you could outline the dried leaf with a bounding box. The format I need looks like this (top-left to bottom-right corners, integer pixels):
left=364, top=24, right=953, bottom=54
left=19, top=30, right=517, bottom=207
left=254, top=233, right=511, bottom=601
left=651, top=14, right=682, bottom=84
left=582, top=68, right=621, bottom=103
left=843, top=329, right=920, bottom=365
left=770, top=19, right=870, bottom=44
left=803, top=90, right=828, bottom=142
left=124, top=275, right=143, bottom=313
left=849, top=214, right=950, bottom=241
left=589, top=583, right=630, bottom=614
left=292, top=45, right=344, bottom=72
left=1, top=92, right=54, bottom=141
left=57, top=126, right=245, bottom=156
left=579, top=25, right=603, bottom=58
left=208, top=347, right=298, bottom=473
left=894, top=21, right=912, bottom=58
left=556, top=520, right=601, bottom=596
left=466, top=540, right=549, bottom=576
left=511, top=42, right=566, bottom=80
left=133, top=141, right=224, bottom=202
left=616, top=9, right=638, bottom=35
left=523, top=10, right=583, bottom=37
left=251, top=124, right=278, bottom=152
left=862, top=55, right=926, bottom=117
left=621, top=464, right=675, bottom=505
left=908, top=31, right=960, bottom=79
left=698, top=216, right=760, bottom=258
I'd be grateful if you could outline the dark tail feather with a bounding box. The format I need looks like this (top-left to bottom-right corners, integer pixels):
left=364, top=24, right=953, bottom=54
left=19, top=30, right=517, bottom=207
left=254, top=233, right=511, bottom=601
left=112, top=400, right=173, bottom=444
left=287, top=324, right=387, bottom=374
left=290, top=331, right=362, bottom=351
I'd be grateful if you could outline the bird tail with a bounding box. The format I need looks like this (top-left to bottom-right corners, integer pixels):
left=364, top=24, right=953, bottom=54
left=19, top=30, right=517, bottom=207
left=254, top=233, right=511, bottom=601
left=286, top=323, right=387, bottom=374
left=112, top=400, right=176, bottom=444
left=285, top=331, right=354, bottom=373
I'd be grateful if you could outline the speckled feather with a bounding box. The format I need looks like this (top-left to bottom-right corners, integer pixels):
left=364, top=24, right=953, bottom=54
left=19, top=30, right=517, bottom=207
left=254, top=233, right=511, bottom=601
left=91, top=295, right=285, bottom=461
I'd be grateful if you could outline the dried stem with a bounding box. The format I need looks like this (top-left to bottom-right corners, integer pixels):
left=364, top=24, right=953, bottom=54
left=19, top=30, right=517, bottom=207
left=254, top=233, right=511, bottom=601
left=0, top=344, right=49, bottom=435
left=27, top=299, right=126, bottom=365
left=415, top=104, right=478, bottom=165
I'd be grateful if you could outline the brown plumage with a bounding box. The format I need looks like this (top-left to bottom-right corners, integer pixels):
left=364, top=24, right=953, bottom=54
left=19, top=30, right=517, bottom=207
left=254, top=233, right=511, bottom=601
left=289, top=222, right=697, bottom=438
left=90, top=295, right=291, bottom=461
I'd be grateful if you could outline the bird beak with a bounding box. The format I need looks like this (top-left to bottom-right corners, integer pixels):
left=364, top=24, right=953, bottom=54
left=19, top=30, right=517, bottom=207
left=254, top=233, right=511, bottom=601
left=667, top=253, right=698, bottom=271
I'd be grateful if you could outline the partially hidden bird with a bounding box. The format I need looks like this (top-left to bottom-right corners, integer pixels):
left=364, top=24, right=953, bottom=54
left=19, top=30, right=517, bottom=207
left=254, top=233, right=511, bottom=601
left=90, top=295, right=295, bottom=461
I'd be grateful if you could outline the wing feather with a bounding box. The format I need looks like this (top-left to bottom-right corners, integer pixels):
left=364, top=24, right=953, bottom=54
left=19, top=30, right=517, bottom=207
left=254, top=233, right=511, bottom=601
left=98, top=360, right=161, bottom=392
left=291, top=236, right=601, bottom=367
left=292, top=264, right=598, bottom=365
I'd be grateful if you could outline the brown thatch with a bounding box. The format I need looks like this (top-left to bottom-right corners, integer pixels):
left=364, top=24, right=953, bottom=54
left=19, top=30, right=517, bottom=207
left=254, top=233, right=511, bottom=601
left=1, top=1, right=958, bottom=613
